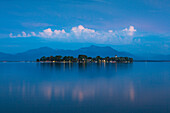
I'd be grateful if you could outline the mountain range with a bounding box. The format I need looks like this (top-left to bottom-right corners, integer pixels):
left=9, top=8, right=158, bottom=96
left=0, top=45, right=169, bottom=61
left=0, top=45, right=134, bottom=61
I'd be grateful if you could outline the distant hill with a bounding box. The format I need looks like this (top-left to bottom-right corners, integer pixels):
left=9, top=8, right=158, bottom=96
left=0, top=52, right=13, bottom=59
left=150, top=54, right=170, bottom=60
left=0, top=45, right=134, bottom=61
left=74, top=45, right=133, bottom=57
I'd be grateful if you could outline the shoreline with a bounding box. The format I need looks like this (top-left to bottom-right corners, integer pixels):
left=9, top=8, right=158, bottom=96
left=134, top=60, right=170, bottom=62
left=0, top=60, right=170, bottom=63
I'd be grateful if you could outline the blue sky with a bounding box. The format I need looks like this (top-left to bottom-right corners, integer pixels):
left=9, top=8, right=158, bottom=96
left=0, top=0, right=170, bottom=55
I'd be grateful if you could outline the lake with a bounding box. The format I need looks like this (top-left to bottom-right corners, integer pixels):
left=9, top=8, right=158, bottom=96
left=0, top=62, right=170, bottom=113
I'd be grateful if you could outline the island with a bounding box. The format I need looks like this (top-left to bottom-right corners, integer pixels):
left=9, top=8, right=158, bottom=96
left=36, top=55, right=133, bottom=63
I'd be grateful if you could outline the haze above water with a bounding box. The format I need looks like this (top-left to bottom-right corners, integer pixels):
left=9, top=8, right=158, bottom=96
left=0, top=62, right=170, bottom=113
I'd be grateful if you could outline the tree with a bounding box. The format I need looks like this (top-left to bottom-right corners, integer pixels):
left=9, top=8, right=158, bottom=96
left=87, top=57, right=92, bottom=59
left=105, top=57, right=110, bottom=61
left=46, top=57, right=50, bottom=61
left=78, top=55, right=87, bottom=61
left=40, top=56, right=46, bottom=61
left=37, top=55, right=133, bottom=63
left=125, top=57, right=129, bottom=61
left=95, top=56, right=101, bottom=62
left=70, top=56, right=74, bottom=61
left=96, top=56, right=101, bottom=60
left=73, top=58, right=78, bottom=62
left=63, top=56, right=68, bottom=61
left=49, top=56, right=54, bottom=61
left=55, top=55, right=62, bottom=61
left=129, top=58, right=133, bottom=62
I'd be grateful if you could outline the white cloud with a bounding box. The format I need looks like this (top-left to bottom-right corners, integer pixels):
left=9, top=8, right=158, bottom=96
left=22, top=31, right=27, bottom=37
left=27, top=33, right=31, bottom=37
left=123, top=26, right=137, bottom=36
left=39, top=28, right=53, bottom=38
left=31, top=32, right=36, bottom=36
left=37, top=28, right=67, bottom=38
left=108, top=30, right=113, bottom=33
left=9, top=33, right=14, bottom=38
left=9, top=32, right=31, bottom=38
left=71, top=25, right=95, bottom=37
left=17, top=34, right=21, bottom=37
left=9, top=25, right=139, bottom=44
left=54, top=29, right=66, bottom=35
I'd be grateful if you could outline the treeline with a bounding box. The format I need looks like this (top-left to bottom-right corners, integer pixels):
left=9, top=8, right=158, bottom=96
left=37, top=55, right=133, bottom=63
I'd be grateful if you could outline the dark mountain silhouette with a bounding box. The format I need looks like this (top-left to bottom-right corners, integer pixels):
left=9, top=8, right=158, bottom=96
left=74, top=45, right=133, bottom=57
left=0, top=45, right=134, bottom=61
left=0, top=52, right=13, bottom=59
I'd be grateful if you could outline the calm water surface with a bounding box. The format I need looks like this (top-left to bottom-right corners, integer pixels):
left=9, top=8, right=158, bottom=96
left=0, top=62, right=170, bottom=113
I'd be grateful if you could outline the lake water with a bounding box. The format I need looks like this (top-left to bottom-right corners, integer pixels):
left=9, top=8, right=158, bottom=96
left=0, top=62, right=170, bottom=113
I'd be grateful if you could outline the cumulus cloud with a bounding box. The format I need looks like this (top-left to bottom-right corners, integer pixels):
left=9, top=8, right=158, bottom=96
left=39, top=28, right=53, bottom=38
left=123, top=26, right=137, bottom=36
left=54, top=29, right=66, bottom=35
left=37, top=28, right=68, bottom=38
left=108, top=30, right=113, bottom=33
left=71, top=25, right=96, bottom=37
left=31, top=32, right=36, bottom=36
left=9, top=31, right=31, bottom=38
left=9, top=25, right=139, bottom=44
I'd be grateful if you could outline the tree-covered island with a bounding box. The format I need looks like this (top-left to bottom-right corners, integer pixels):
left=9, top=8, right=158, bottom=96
left=37, top=55, right=133, bottom=63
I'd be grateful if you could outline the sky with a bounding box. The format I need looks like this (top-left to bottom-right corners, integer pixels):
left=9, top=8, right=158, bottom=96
left=0, top=0, right=170, bottom=55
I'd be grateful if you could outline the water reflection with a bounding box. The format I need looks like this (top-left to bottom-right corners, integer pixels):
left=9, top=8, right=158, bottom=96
left=129, top=83, right=135, bottom=102
left=0, top=62, right=170, bottom=113
left=38, top=63, right=133, bottom=78
left=6, top=80, right=136, bottom=103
